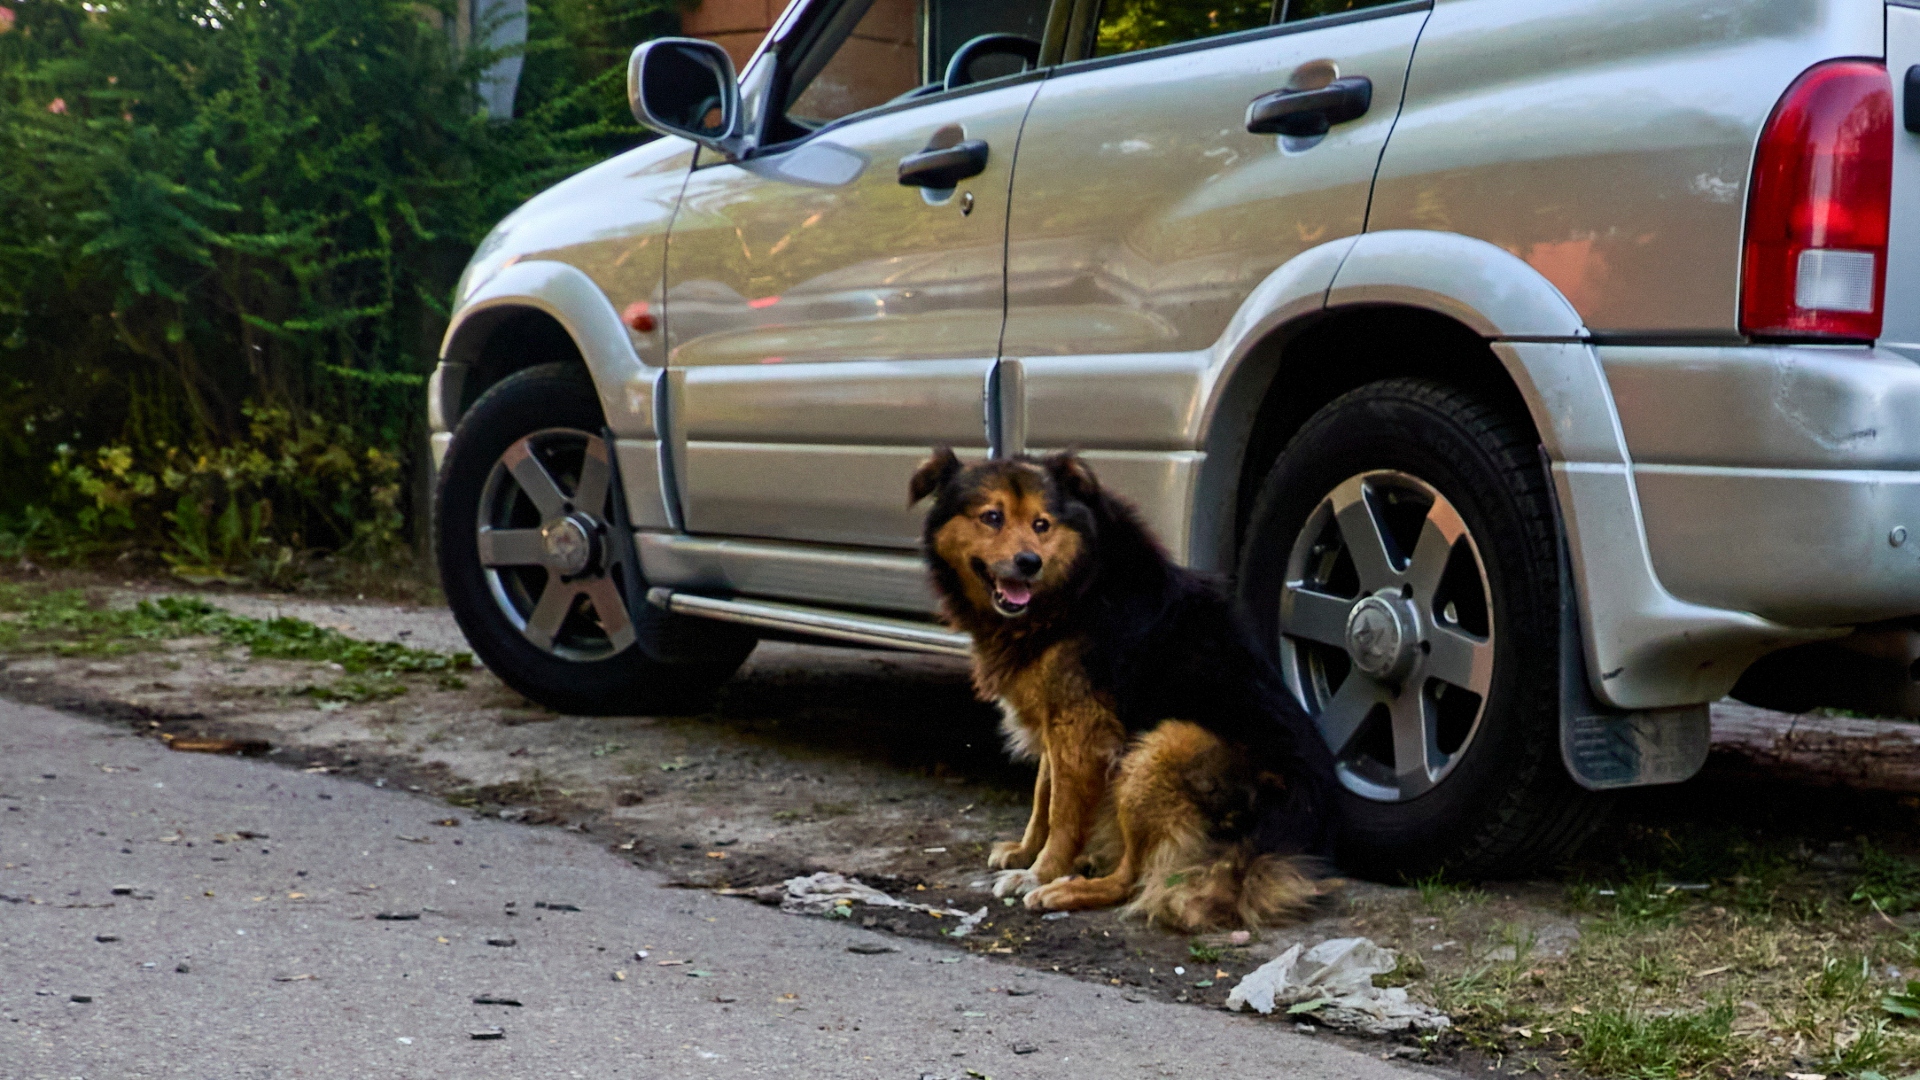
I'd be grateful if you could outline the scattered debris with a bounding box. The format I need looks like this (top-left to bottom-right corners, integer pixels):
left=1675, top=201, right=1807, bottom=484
left=634, top=950, right=649, bottom=960
left=713, top=995, right=738, bottom=1003
left=485, top=937, right=516, bottom=947
left=1040, top=911, right=1069, bottom=921
left=395, top=835, right=431, bottom=844
left=160, top=734, right=270, bottom=756
left=847, top=942, right=898, bottom=954
left=718, top=872, right=972, bottom=920
left=472, top=995, right=521, bottom=1006
left=272, top=974, right=316, bottom=982
left=946, top=906, right=990, bottom=938
left=434, top=818, right=460, bottom=827
left=1225, top=937, right=1450, bottom=1035
left=110, top=885, right=135, bottom=896
left=94, top=934, right=118, bottom=943
left=611, top=970, right=627, bottom=981
left=70, top=994, right=92, bottom=1003
left=175, top=963, right=190, bottom=973
left=375, top=911, right=420, bottom=921
left=469, top=1027, right=505, bottom=1040
left=1228, top=930, right=1251, bottom=946
left=534, top=901, right=580, bottom=912
left=1011, top=1042, right=1038, bottom=1055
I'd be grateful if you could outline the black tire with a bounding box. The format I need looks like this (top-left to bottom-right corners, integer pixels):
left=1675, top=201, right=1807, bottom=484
left=435, top=363, right=754, bottom=716
left=1238, top=378, right=1609, bottom=878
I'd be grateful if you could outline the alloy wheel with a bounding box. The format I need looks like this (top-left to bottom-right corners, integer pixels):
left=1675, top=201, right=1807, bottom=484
left=475, top=428, right=636, bottom=662
left=1275, top=470, right=1495, bottom=803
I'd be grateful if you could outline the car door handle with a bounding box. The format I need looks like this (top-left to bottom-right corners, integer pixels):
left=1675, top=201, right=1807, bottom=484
left=1906, top=65, right=1920, bottom=133
left=898, top=140, right=989, bottom=188
left=1245, top=76, right=1372, bottom=137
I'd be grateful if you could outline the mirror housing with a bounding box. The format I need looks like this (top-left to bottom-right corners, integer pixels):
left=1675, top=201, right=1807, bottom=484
left=628, top=38, right=747, bottom=157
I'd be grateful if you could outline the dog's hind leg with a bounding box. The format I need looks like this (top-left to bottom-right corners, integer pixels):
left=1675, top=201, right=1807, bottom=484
left=989, top=753, right=1049, bottom=871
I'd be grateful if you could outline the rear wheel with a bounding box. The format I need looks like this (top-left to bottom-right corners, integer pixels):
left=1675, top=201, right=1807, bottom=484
left=435, top=363, right=753, bottom=715
left=1239, top=379, right=1609, bottom=877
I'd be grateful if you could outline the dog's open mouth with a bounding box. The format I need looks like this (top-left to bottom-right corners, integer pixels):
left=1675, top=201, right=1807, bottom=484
left=991, top=578, right=1032, bottom=616
left=970, top=558, right=1034, bottom=617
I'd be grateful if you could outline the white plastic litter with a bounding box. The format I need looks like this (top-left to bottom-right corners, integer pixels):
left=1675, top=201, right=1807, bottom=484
left=946, top=906, right=990, bottom=938
left=720, top=872, right=973, bottom=920
left=1224, top=937, right=1451, bottom=1035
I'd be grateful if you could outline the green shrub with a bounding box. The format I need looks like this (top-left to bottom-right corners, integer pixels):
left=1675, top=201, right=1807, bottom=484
left=0, top=0, right=675, bottom=578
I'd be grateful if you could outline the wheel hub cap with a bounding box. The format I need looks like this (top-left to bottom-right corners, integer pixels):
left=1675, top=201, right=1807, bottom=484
left=475, top=429, right=638, bottom=663
left=1345, top=594, right=1413, bottom=681
left=542, top=514, right=597, bottom=577
left=1273, top=470, right=1497, bottom=804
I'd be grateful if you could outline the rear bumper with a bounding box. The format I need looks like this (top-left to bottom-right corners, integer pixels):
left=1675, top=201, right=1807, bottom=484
left=1600, top=344, right=1920, bottom=628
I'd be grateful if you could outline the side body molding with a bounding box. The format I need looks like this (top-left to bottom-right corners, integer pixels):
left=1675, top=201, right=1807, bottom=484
left=1324, top=230, right=1827, bottom=711
left=438, top=259, right=675, bottom=530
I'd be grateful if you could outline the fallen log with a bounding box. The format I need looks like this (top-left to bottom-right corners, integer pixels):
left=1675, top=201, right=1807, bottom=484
left=1709, top=701, right=1920, bottom=792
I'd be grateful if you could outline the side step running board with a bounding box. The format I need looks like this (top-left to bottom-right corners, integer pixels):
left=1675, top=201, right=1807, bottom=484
left=647, top=589, right=972, bottom=658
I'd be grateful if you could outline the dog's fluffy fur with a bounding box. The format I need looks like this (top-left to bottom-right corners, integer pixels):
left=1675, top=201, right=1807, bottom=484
left=910, top=448, right=1338, bottom=930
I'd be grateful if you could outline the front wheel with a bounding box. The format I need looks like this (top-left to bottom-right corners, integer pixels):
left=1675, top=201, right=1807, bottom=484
left=1238, top=379, right=1609, bottom=878
left=435, top=363, right=753, bottom=715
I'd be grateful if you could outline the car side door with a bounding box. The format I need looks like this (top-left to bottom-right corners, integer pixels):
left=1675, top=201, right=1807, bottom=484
left=998, top=0, right=1428, bottom=565
left=662, top=0, right=1054, bottom=549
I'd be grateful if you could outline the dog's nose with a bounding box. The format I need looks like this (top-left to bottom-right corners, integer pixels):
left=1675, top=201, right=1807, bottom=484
left=1013, top=551, right=1042, bottom=576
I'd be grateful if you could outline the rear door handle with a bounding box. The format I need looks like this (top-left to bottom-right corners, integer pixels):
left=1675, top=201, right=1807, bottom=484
left=1246, top=76, right=1372, bottom=137
left=898, top=140, right=989, bottom=188
left=1906, top=65, right=1920, bottom=133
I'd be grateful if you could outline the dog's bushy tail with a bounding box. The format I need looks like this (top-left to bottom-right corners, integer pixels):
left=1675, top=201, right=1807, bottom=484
left=1122, top=836, right=1320, bottom=932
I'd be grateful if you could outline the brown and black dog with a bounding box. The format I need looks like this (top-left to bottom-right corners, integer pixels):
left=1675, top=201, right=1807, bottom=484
left=910, top=448, right=1339, bottom=930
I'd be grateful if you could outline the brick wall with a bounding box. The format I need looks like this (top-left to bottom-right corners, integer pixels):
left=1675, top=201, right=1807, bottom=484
left=681, top=0, right=782, bottom=71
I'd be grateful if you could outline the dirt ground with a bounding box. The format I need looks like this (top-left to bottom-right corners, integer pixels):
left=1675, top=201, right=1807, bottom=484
left=7, top=569, right=1920, bottom=1078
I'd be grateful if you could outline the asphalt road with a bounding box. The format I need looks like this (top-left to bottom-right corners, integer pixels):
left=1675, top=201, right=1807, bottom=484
left=0, top=698, right=1429, bottom=1080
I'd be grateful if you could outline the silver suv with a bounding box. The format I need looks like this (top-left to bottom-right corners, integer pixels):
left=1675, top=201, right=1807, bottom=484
left=429, top=0, right=1920, bottom=873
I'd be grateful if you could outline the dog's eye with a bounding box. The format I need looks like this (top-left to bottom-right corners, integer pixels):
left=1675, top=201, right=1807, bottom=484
left=981, top=508, right=1004, bottom=528
left=1033, top=518, right=1050, bottom=534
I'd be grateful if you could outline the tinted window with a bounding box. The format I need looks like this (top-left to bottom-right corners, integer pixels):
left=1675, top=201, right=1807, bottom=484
left=1280, top=0, right=1405, bottom=22
left=1092, top=0, right=1277, bottom=58
left=784, top=0, right=1053, bottom=130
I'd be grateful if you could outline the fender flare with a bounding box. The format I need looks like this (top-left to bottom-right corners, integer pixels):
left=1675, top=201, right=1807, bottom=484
left=439, top=259, right=663, bottom=440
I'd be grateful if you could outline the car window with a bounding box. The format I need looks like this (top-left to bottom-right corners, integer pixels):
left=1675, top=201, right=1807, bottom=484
left=1091, top=0, right=1277, bottom=58
left=1279, top=0, right=1406, bottom=22
left=783, top=0, right=1053, bottom=131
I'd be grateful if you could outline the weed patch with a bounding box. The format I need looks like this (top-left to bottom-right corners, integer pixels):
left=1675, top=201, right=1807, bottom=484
left=1856, top=841, right=1920, bottom=917
left=1570, top=1002, right=1734, bottom=1079
left=0, top=587, right=470, bottom=676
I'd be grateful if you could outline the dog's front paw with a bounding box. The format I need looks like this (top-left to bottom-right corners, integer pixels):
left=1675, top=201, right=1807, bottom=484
left=990, top=868, right=1041, bottom=898
left=988, top=841, right=1035, bottom=871
left=1024, top=876, right=1081, bottom=911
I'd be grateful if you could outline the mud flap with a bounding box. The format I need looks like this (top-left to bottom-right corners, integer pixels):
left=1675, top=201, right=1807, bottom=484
left=1548, top=452, right=1710, bottom=790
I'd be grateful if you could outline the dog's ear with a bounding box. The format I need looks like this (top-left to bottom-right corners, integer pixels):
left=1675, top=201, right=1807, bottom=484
left=1043, top=449, right=1099, bottom=503
left=909, top=447, right=962, bottom=506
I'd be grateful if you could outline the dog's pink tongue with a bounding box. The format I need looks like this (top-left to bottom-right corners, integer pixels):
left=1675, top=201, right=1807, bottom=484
left=998, top=581, right=1032, bottom=606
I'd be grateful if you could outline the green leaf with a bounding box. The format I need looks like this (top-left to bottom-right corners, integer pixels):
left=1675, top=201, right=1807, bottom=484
left=1286, top=996, right=1333, bottom=1015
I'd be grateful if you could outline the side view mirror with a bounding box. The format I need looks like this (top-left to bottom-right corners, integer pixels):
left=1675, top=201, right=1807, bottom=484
left=628, top=38, right=747, bottom=157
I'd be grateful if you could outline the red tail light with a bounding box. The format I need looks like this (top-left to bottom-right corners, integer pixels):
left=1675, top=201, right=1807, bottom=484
left=1741, top=59, right=1893, bottom=341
